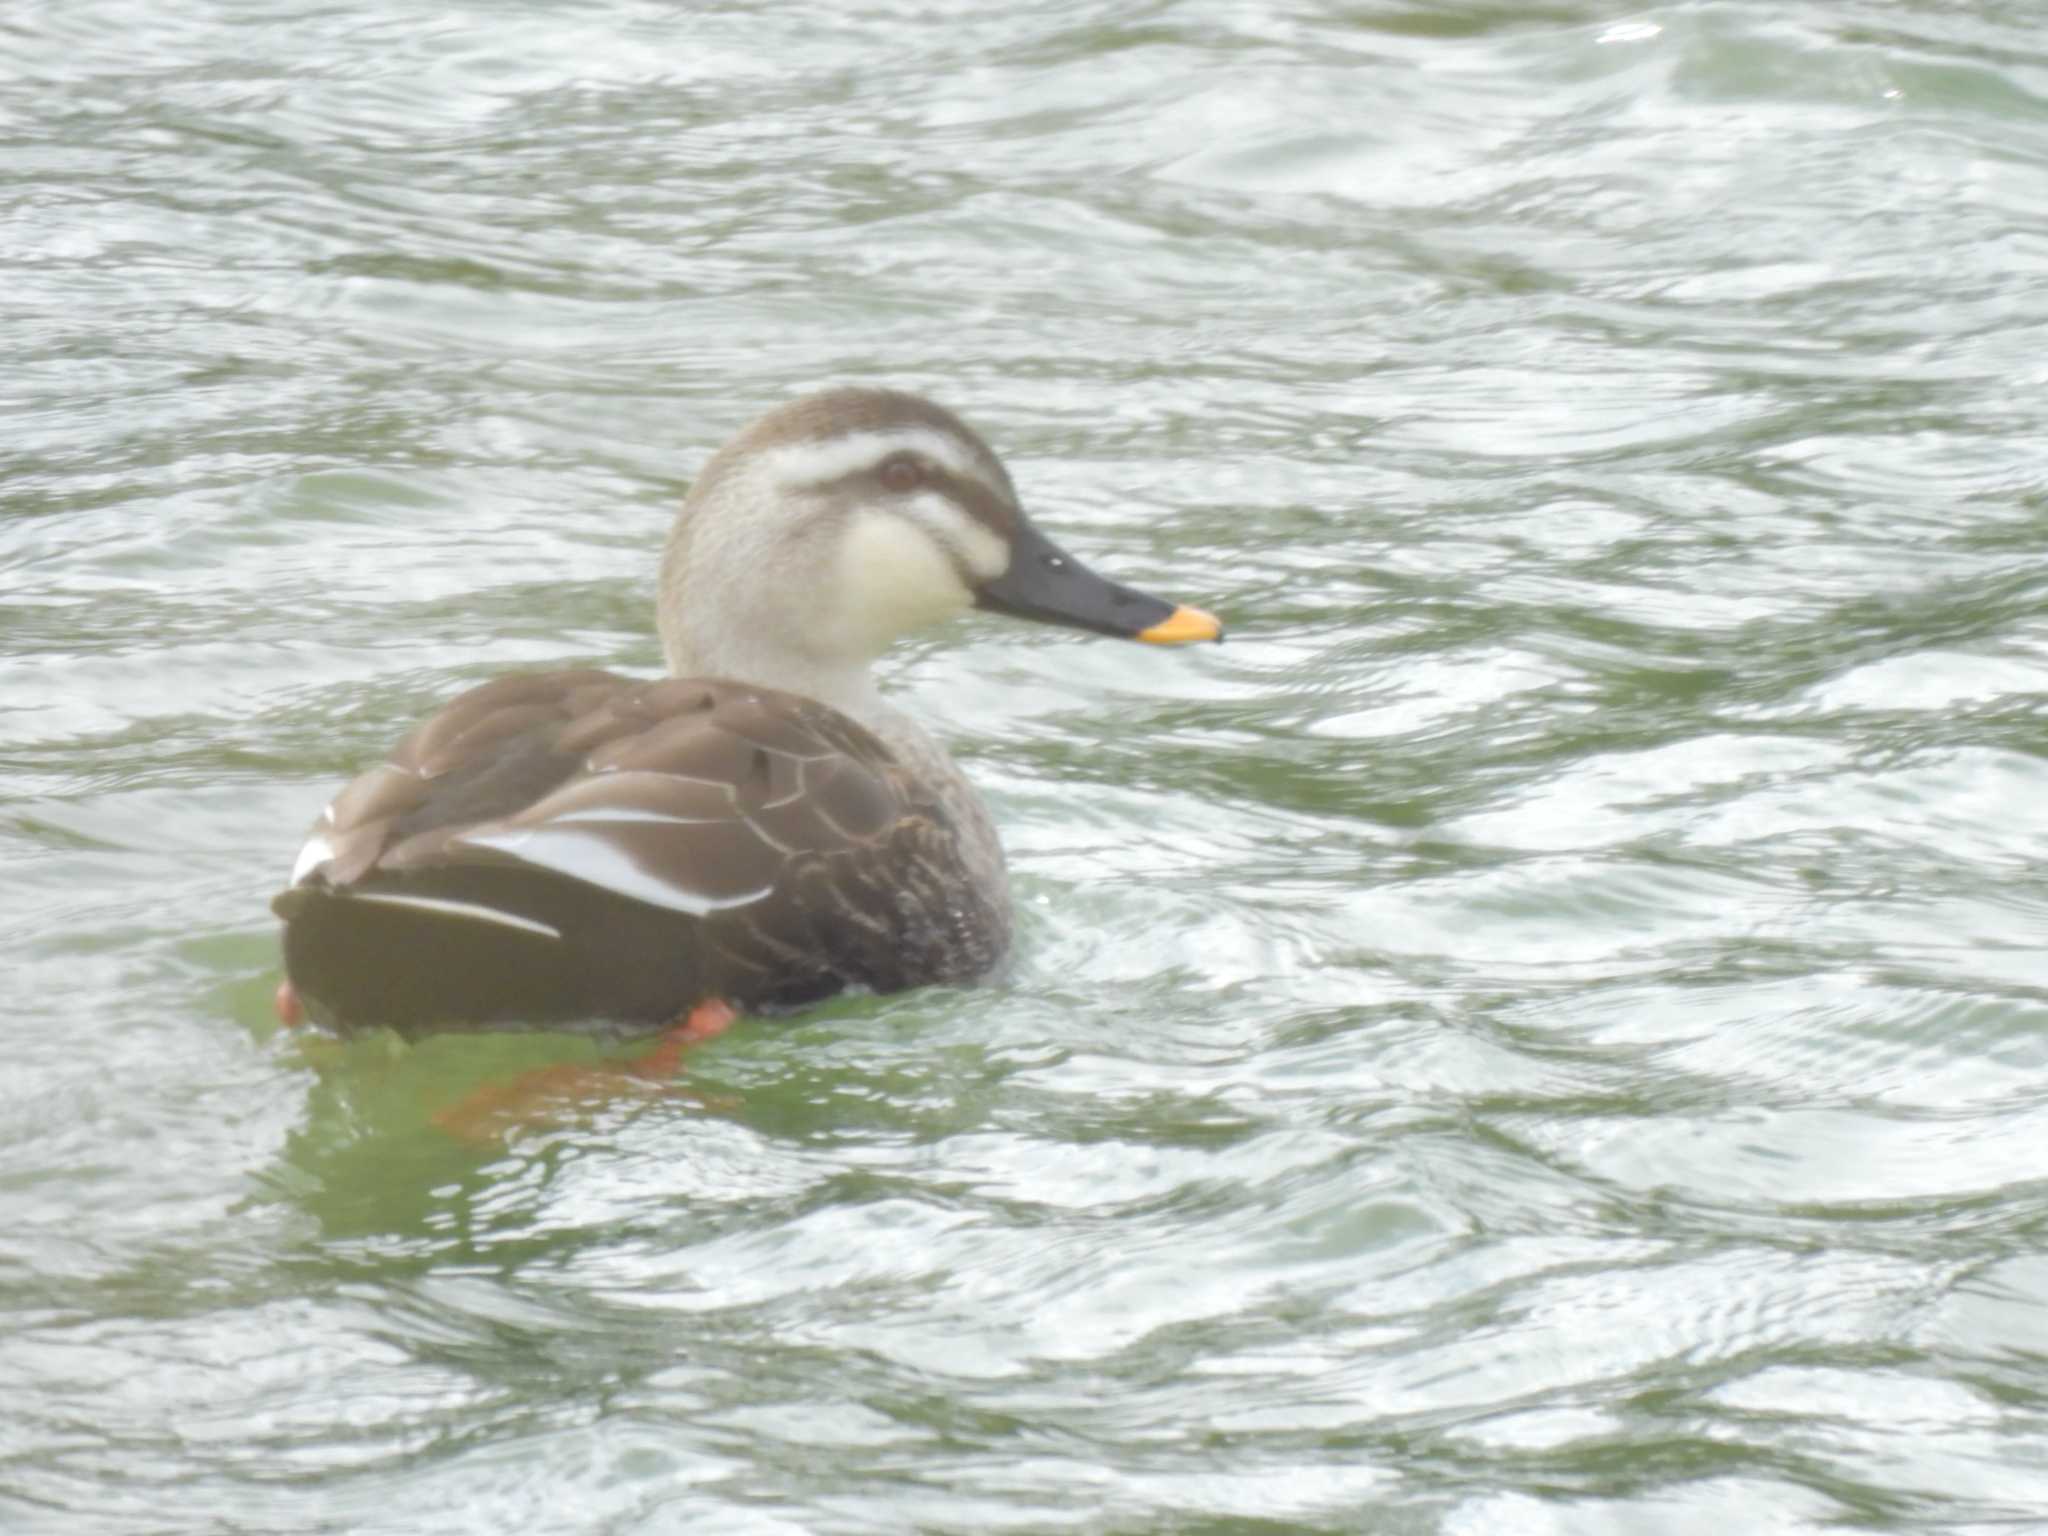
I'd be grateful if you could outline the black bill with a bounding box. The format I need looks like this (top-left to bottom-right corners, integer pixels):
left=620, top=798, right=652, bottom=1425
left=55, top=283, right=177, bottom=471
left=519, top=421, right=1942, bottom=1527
left=974, top=517, right=1223, bottom=645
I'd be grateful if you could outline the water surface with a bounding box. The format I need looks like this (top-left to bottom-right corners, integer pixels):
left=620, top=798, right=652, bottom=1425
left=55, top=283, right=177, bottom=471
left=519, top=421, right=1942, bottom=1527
left=7, top=1, right=2048, bottom=1530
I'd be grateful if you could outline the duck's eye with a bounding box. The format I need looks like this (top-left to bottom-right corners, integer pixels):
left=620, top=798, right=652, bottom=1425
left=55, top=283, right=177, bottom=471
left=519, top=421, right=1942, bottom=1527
left=880, top=456, right=923, bottom=493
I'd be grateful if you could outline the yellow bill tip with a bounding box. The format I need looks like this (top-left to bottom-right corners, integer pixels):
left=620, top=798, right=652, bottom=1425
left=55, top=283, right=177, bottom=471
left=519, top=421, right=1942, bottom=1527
left=1137, top=604, right=1224, bottom=645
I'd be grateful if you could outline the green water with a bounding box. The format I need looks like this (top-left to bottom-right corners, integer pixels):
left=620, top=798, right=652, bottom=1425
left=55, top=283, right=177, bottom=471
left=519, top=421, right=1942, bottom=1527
left=8, top=1, right=2048, bottom=1529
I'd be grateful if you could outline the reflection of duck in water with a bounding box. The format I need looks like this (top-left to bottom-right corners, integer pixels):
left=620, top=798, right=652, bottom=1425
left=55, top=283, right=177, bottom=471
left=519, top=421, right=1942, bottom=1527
left=274, top=388, right=1222, bottom=1071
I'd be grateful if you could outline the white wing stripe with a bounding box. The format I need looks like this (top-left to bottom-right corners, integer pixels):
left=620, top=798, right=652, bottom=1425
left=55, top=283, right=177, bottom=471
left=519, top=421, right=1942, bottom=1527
left=290, top=831, right=336, bottom=885
left=346, top=891, right=563, bottom=940
left=455, top=827, right=771, bottom=918
left=546, top=807, right=724, bottom=825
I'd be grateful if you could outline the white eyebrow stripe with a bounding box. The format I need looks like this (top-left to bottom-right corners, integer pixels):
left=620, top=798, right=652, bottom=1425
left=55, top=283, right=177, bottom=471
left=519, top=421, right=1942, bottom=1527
left=759, top=427, right=995, bottom=496
left=344, top=891, right=563, bottom=940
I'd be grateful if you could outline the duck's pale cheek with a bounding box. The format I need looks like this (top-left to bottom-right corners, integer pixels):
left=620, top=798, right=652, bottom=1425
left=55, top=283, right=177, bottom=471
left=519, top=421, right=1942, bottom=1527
left=947, top=512, right=1010, bottom=585
left=834, top=510, right=974, bottom=653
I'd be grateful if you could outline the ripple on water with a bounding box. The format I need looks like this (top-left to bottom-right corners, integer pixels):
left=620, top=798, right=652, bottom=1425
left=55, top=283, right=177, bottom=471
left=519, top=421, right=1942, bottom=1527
left=10, top=0, right=2048, bottom=1530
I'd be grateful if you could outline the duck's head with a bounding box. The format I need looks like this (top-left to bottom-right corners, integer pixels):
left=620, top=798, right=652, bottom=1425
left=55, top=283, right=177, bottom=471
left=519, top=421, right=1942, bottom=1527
left=658, top=388, right=1221, bottom=708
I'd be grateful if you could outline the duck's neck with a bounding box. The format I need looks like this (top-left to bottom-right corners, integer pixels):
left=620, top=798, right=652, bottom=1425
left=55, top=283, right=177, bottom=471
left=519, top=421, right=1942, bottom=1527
left=662, top=628, right=891, bottom=731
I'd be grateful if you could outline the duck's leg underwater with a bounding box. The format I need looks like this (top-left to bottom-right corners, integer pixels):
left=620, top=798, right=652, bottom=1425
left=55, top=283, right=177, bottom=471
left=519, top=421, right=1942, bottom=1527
left=431, top=998, right=740, bottom=1145
left=619, top=997, right=738, bottom=1079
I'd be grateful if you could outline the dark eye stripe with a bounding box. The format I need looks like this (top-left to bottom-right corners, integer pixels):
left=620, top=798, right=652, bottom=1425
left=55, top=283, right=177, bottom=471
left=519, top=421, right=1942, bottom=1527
left=807, top=457, right=1020, bottom=543
left=880, top=453, right=922, bottom=493
left=924, top=466, right=1017, bottom=540
left=891, top=466, right=1011, bottom=585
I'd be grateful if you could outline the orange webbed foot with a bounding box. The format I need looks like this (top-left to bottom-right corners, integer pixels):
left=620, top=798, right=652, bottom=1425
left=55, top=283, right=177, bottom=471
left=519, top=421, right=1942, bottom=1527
left=621, top=997, right=738, bottom=1079
left=431, top=998, right=741, bottom=1146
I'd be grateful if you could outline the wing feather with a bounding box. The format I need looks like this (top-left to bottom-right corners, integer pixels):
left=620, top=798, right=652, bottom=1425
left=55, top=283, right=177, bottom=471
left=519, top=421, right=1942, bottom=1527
left=278, top=669, right=1002, bottom=1025
left=285, top=672, right=919, bottom=925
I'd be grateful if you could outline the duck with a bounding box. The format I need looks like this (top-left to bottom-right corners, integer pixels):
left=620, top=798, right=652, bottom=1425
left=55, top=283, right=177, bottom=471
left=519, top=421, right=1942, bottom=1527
left=273, top=387, right=1221, bottom=1045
